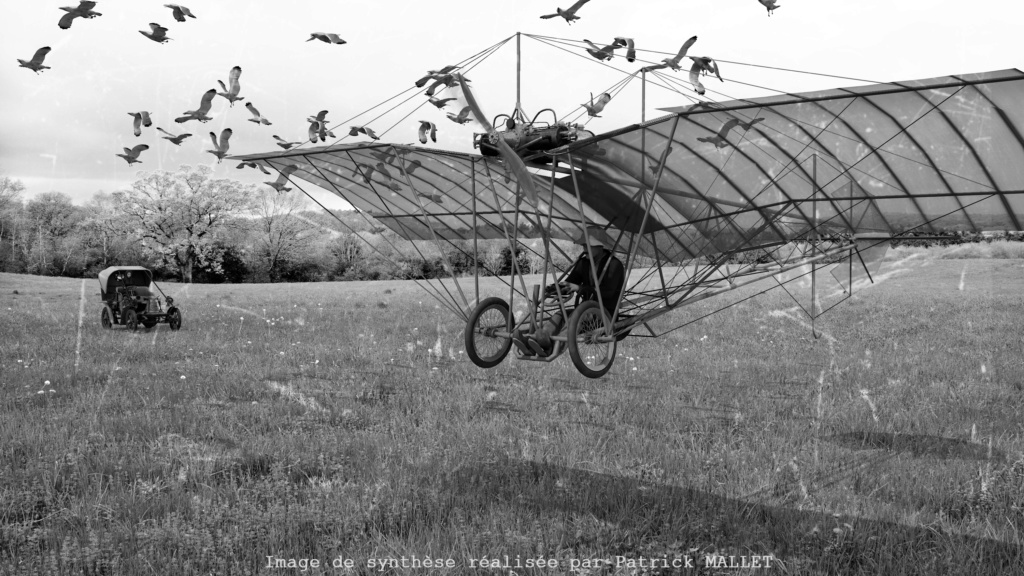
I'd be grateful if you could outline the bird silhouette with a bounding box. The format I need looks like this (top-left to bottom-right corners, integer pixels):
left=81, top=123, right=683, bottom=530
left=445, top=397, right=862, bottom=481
left=115, top=144, right=148, bottom=166
left=175, top=89, right=216, bottom=123
left=17, top=47, right=52, bottom=74
left=415, top=65, right=458, bottom=88
left=272, top=135, right=303, bottom=150
left=307, top=112, right=337, bottom=143
left=157, top=127, right=191, bottom=145
left=428, top=96, right=457, bottom=109
left=417, top=192, right=444, bottom=205
left=128, top=111, right=152, bottom=137
left=245, top=102, right=272, bottom=125
left=140, top=23, right=171, bottom=43
left=582, top=92, right=612, bottom=117
left=613, top=37, right=636, bottom=62
left=644, top=36, right=698, bottom=72
left=164, top=4, right=196, bottom=21
left=307, top=32, right=346, bottom=44
left=423, top=73, right=469, bottom=97
left=688, top=56, right=722, bottom=95
left=583, top=39, right=623, bottom=61
left=697, top=117, right=763, bottom=148
left=539, top=0, right=590, bottom=24
left=418, top=120, right=438, bottom=144
left=404, top=159, right=423, bottom=176
left=649, top=146, right=674, bottom=175
left=216, top=66, right=244, bottom=106
left=349, top=126, right=380, bottom=140
left=237, top=161, right=271, bottom=175
left=758, top=0, right=780, bottom=16
left=446, top=106, right=473, bottom=125
left=206, top=128, right=232, bottom=162
left=58, top=1, right=101, bottom=30
left=265, top=164, right=299, bottom=193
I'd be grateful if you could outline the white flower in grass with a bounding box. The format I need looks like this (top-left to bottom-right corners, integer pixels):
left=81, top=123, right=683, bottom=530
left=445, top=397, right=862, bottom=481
left=49, top=389, right=55, bottom=393
left=37, top=390, right=44, bottom=394
left=44, top=380, right=50, bottom=385
left=180, top=375, right=186, bottom=380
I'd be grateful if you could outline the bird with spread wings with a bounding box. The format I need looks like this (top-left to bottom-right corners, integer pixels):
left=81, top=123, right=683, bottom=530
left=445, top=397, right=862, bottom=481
left=539, top=0, right=590, bottom=24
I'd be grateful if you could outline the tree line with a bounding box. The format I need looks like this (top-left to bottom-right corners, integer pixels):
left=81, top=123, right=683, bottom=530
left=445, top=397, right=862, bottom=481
left=5, top=167, right=1018, bottom=284
left=0, top=167, right=568, bottom=284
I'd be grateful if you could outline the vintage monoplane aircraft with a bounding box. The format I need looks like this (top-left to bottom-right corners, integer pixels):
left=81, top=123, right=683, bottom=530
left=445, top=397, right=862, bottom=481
left=234, top=33, right=1024, bottom=378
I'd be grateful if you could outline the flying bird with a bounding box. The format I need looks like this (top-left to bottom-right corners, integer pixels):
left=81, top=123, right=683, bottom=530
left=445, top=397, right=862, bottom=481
left=175, top=89, right=216, bottom=123
left=418, top=120, right=438, bottom=144
left=697, top=117, right=763, bottom=148
left=446, top=106, right=473, bottom=125
left=216, top=66, right=244, bottom=106
left=140, top=23, right=171, bottom=43
left=157, top=127, right=191, bottom=145
left=583, top=39, right=621, bottom=61
left=265, top=164, right=299, bottom=193
left=206, top=128, right=232, bottom=163
left=582, top=92, right=612, bottom=117
left=128, top=111, right=152, bottom=137
left=17, top=47, right=52, bottom=74
left=307, top=111, right=335, bottom=143
left=58, top=1, right=101, bottom=30
left=613, top=37, right=636, bottom=62
left=237, top=161, right=271, bottom=175
left=272, top=135, right=303, bottom=150
left=415, top=65, right=458, bottom=88
left=245, top=102, right=271, bottom=125
left=348, top=126, right=380, bottom=140
left=164, top=4, right=196, bottom=21
left=644, top=35, right=698, bottom=72
left=115, top=144, right=148, bottom=166
left=539, top=0, right=590, bottom=24
left=688, top=56, right=722, bottom=95
left=428, top=96, right=457, bottom=109
left=423, top=73, right=469, bottom=97
left=307, top=32, right=346, bottom=44
left=758, top=0, right=780, bottom=16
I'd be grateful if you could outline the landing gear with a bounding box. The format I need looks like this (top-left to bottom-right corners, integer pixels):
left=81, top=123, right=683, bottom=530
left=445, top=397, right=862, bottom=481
left=464, top=297, right=513, bottom=368
left=567, top=301, right=617, bottom=378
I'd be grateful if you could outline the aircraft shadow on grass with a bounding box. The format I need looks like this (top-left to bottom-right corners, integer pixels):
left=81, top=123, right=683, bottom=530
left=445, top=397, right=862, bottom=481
left=437, top=457, right=1021, bottom=573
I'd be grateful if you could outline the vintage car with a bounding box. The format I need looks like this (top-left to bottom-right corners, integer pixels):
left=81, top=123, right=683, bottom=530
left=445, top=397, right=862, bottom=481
left=97, top=266, right=181, bottom=331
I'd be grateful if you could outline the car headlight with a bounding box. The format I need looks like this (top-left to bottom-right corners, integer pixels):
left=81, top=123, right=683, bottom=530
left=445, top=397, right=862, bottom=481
left=166, top=296, right=174, bottom=306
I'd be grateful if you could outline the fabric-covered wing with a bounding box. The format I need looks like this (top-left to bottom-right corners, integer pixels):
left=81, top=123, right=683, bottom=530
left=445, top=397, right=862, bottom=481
left=234, top=142, right=594, bottom=246
left=547, top=69, right=1024, bottom=264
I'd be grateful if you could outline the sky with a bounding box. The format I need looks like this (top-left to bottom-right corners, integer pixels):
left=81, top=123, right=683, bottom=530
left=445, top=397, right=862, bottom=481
left=3, top=0, right=1022, bottom=210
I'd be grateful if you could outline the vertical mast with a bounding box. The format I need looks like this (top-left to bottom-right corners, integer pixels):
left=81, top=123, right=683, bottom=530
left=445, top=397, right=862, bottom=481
left=516, top=32, right=522, bottom=120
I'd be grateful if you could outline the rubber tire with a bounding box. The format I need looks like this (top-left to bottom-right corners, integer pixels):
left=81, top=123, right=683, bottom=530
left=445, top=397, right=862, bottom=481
left=567, top=300, right=617, bottom=379
left=101, top=306, right=113, bottom=329
left=464, top=297, right=513, bottom=369
left=124, top=309, right=139, bottom=331
left=167, top=307, right=182, bottom=331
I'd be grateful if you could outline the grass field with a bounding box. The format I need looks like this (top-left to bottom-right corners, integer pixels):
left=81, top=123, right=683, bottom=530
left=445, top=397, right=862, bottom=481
left=2, top=253, right=1023, bottom=575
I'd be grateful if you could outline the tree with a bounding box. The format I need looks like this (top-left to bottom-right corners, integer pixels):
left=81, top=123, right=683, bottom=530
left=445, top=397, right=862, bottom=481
left=113, top=165, right=255, bottom=283
left=24, top=192, right=82, bottom=275
left=250, top=188, right=314, bottom=282
left=0, top=176, right=26, bottom=272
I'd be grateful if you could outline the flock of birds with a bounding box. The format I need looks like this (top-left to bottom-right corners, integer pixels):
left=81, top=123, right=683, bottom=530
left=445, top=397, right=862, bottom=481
left=16, top=0, right=785, bottom=195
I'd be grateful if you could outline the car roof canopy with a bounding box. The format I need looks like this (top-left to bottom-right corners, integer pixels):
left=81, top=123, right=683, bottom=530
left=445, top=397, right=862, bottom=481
left=98, top=266, right=153, bottom=297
